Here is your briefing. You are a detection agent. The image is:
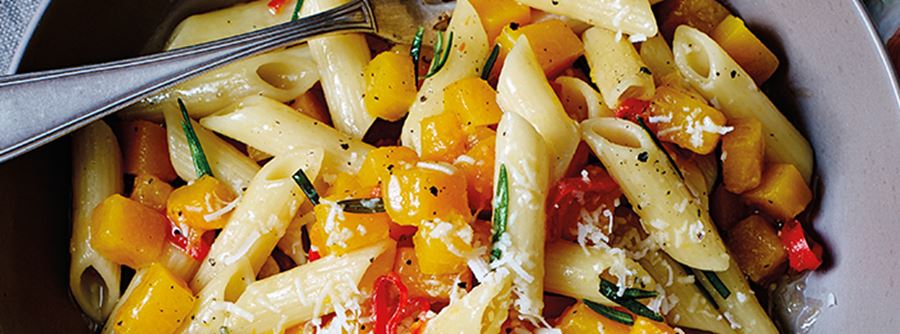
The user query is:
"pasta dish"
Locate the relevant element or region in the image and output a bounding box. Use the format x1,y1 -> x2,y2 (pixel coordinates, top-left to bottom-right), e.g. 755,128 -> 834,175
68,0 -> 823,332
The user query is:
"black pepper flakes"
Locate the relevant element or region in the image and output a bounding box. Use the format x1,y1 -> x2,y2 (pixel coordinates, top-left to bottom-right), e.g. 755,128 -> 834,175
637,151 -> 649,162
340,143 -> 350,150
429,186 -> 439,196
730,70 -> 737,78
639,67 -> 652,75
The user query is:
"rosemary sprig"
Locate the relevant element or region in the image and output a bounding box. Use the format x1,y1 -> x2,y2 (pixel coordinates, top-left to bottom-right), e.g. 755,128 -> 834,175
425,31 -> 454,78
337,197 -> 385,214
583,299 -> 635,326
681,264 -> 719,309
604,279 -> 660,300
490,164 -> 509,261
178,98 -> 213,178
636,116 -> 684,180
599,279 -> 664,322
702,270 -> 731,299
410,26 -> 425,86
481,45 -> 500,81
292,168 -> 320,206
290,0 -> 304,21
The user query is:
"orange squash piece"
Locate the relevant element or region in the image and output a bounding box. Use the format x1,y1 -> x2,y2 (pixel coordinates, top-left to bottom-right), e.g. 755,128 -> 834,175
166,175 -> 237,231
308,196 -> 392,256
657,0 -> 732,40
382,163 -> 471,226
413,215 -> 474,275
646,85 -> 729,155
728,215 -> 788,284
454,132 -> 495,212
711,15 -> 780,85
444,77 -> 503,129
468,0 -> 532,42
742,163 -> 812,221
118,120 -> 177,182
629,317 -> 676,334
92,195 -> 168,268
357,146 -> 420,188
394,246 -> 473,302
496,20 -> 584,78
105,263 -> 195,334
364,51 -> 417,121
131,174 -> 173,212
721,117 -> 765,194
557,302 -> 631,334
420,112 -> 468,163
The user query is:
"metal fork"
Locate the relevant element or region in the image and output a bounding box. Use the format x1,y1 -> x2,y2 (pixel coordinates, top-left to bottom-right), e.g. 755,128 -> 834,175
0,0 -> 453,163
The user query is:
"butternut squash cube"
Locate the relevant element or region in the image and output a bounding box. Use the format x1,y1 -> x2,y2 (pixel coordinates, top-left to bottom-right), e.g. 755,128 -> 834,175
383,163 -> 471,226
454,132 -> 496,212
557,302 -> 631,334
629,317 -> 675,334
106,263 -> 195,334
166,175 -> 237,231
118,120 -> 177,182
742,163 -> 812,221
658,0 -> 732,40
131,174 -> 173,212
646,85 -> 729,154
413,216 -> 474,275
710,184 -> 750,232
326,172 -> 365,199
711,15 -> 780,85
420,112 -> 468,163
444,77 -> 503,129
721,117 -> 765,194
496,20 -> 584,78
357,146 -> 420,188
394,246 -> 473,302
309,197 -> 392,256
92,195 -> 168,268
728,215 -> 787,284
468,0 -> 532,42
364,51 -> 417,121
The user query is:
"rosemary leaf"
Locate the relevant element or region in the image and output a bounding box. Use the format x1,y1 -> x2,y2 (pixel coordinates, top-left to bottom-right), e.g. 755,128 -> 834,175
481,45 -> 500,81
426,31 -> 454,78
583,299 -> 635,326
410,26 -> 425,86
490,164 -> 509,261
290,0 -> 304,21
337,197 -> 385,214
292,168 -> 320,206
702,270 -> 731,299
599,279 -> 664,322
178,98 -> 213,178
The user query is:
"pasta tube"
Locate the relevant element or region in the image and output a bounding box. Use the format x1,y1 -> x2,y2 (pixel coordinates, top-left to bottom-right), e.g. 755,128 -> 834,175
672,25 -> 814,181
692,260 -> 778,334
493,111 -> 550,319
581,118 -> 729,271
554,76 -> 613,119
401,0 -> 490,152
544,241 -> 657,307
70,121 -> 123,322
423,270 -> 513,334
497,36 -> 580,181
191,148 -> 324,291
178,258 -> 257,334
583,27 -> 656,108
165,0 -> 295,50
516,0 -> 658,37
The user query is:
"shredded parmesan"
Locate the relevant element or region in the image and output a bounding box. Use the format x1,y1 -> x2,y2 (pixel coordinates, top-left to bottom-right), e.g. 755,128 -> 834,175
203,193 -> 241,222
416,161 -> 456,175
453,154 -> 476,165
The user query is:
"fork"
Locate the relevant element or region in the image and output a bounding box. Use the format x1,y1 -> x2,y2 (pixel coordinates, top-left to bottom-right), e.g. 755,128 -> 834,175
0,0 -> 453,163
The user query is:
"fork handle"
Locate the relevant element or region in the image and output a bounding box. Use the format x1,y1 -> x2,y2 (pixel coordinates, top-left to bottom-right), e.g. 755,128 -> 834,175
0,0 -> 374,163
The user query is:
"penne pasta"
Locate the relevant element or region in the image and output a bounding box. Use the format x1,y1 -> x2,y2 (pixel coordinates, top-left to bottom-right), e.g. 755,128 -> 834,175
401,0 -> 491,152
640,34 -> 679,83
165,0 -> 294,50
70,121 -> 123,322
544,241 -> 657,307
691,260 -> 778,334
178,258 -> 257,334
191,148 -> 324,291
423,269 -> 513,334
200,95 -> 373,179
583,26 -> 657,108
672,25 -> 814,181
277,210 -> 316,266
517,0 -> 658,37
301,0 -> 375,139
581,117 -> 729,271
224,240 -> 396,333
492,111 -> 550,320
163,107 -> 260,193
554,76 -> 613,119
497,36 -> 580,181
125,46 -> 318,121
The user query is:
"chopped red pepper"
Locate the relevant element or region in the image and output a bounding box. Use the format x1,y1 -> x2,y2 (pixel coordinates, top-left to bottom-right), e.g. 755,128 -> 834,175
372,272 -> 430,334
780,219 -> 822,272
267,0 -> 289,14
166,220 -> 214,261
547,165 -> 621,241
615,98 -> 651,122
307,248 -> 321,262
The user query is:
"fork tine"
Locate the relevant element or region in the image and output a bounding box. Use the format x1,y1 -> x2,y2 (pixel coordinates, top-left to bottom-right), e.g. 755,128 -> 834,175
369,0 -> 456,44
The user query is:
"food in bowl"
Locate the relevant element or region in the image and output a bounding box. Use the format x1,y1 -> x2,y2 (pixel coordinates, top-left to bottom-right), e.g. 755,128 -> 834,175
68,0 -> 824,332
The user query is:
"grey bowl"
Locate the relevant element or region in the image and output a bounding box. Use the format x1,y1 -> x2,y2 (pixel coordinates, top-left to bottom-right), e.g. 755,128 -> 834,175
1,0 -> 898,333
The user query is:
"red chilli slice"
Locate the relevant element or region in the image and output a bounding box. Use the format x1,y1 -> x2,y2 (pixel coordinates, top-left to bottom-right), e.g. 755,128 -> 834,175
780,219 -> 822,272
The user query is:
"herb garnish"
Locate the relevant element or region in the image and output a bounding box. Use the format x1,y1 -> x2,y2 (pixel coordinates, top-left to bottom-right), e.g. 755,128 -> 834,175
481,45 -> 500,80
599,279 -> 664,322
290,0 -> 304,21
636,116 -> 684,180
490,164 -> 509,261
425,31 -> 454,78
292,168 -> 320,205
583,299 -> 635,326
599,279 -> 659,300
178,98 -> 213,178
410,26 -> 425,86
702,270 -> 731,299
337,197 -> 385,214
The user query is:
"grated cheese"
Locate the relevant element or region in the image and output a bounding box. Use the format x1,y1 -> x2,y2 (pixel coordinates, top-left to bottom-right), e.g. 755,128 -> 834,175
416,161 -> 456,175
454,154 -> 476,165
203,193 -> 241,222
